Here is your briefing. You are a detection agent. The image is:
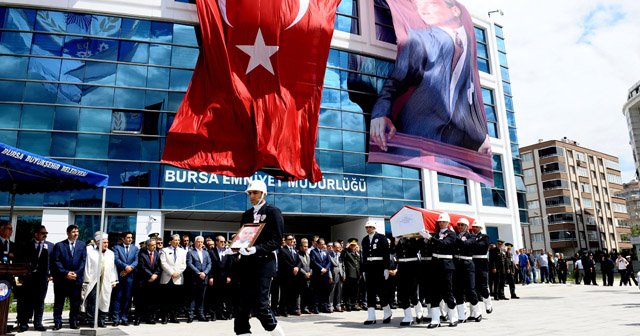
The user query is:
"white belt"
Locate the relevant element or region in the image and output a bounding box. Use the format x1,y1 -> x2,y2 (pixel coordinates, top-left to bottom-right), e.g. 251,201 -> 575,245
398,257 -> 419,262
472,255 -> 488,259
432,253 -> 453,259
455,255 -> 473,261
367,257 -> 383,261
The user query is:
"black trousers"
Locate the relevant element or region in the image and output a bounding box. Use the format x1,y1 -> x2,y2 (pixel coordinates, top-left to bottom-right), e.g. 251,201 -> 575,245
161,281 -> 183,319
343,277 -> 359,309
473,260 -> 489,300
558,270 -> 567,284
454,259 -> 478,305
137,283 -> 159,321
234,258 -> 277,335
53,279 -> 82,325
16,275 -> 48,326
505,272 -> 516,296
490,270 -> 504,298
397,262 -> 419,309
270,276 -> 280,313
364,265 -> 388,308
419,260 -> 435,305
311,275 -> 331,311
430,259 -> 455,309
278,274 -> 298,313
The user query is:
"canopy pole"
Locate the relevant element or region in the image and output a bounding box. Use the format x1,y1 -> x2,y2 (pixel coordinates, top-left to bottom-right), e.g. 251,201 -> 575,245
93,187 -> 107,330
8,192 -> 15,224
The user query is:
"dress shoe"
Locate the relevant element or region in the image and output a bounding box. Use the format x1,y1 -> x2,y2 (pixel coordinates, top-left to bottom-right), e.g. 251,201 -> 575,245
53,323 -> 62,331
197,316 -> 208,322
301,309 -> 311,314
161,317 -> 168,325
70,322 -> 80,329
170,318 -> 180,324
18,324 -> 28,332
382,316 -> 391,324
134,320 -> 141,326
292,310 -> 301,316
363,320 -> 376,325
511,295 -> 520,299
98,321 -> 106,328
113,321 -> 120,327
311,309 -> 319,314
35,325 -> 47,332
121,320 -> 130,326
187,318 -> 193,323
448,321 -> 458,327
427,323 -> 440,329
467,315 -> 482,322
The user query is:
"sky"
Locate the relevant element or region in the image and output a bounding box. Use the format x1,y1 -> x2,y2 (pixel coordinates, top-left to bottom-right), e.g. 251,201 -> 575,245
462,0 -> 640,182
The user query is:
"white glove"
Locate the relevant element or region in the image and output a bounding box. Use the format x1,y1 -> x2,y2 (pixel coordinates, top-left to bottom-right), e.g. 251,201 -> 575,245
239,246 -> 256,256
419,230 -> 431,240
383,269 -> 389,280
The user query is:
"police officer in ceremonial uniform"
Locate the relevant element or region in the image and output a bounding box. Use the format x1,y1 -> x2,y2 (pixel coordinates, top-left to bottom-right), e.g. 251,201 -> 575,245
362,221 -> 392,325
421,213 -> 458,328
453,218 -> 479,324
234,180 -> 285,336
395,236 -> 421,326
489,240 -> 506,300
470,221 -> 492,315
504,243 -> 520,299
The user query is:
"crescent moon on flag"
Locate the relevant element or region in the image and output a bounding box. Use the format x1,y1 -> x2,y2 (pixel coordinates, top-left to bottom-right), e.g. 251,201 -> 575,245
217,0 -> 310,29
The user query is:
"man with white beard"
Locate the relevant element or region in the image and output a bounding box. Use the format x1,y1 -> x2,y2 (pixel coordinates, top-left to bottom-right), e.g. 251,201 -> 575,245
82,232 -> 118,328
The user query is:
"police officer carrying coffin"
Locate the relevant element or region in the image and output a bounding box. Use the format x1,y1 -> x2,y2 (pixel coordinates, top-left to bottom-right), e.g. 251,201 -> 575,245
470,221 -> 492,315
453,218 -> 479,324
395,236 -> 421,326
234,180 -> 285,336
420,213 -> 457,328
362,221 -> 392,325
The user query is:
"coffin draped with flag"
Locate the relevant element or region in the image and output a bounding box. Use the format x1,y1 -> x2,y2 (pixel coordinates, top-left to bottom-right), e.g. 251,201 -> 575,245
390,205 -> 475,237
162,0 -> 341,182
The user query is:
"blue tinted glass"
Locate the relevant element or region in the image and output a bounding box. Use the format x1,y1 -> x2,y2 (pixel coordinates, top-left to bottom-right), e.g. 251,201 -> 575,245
114,88 -> 146,109
498,52 -> 508,67
118,41 -> 149,63
321,88 -> 340,108
321,196 -> 345,214
0,7 -> 5,28
224,192 -> 246,211
32,33 -> 64,56
120,19 -> 151,40
301,196 -> 321,213
342,131 -> 365,152
43,191 -> 70,207
345,197 -> 367,215
493,172 -> 504,189
492,154 -> 503,171
504,95 -> 513,111
163,190 -> 194,209
146,90 -> 169,108
340,90 -> 363,112
382,178 -> 403,198
192,191 -> 223,210
366,177 -> 382,198
173,24 -> 198,46
89,38 -> 118,60
383,200 -> 404,216
0,80 -> 24,101
481,88 -> 493,104
474,27 -> 486,41
81,86 -> 114,107
324,68 -> 340,89
35,10 -> 67,33
65,13 -> 92,34
382,164 -> 402,177
367,198 -> 384,215
477,59 -> 490,74
341,112 -> 365,131
76,134 -> 108,158
402,167 -> 420,179
5,8 -> 36,31
0,32 -> 33,54
150,21 -> 172,43
18,131 -> 51,156
0,130 -> 18,146
171,46 -> 198,68
140,138 -> 160,161
21,105 -> 54,129
109,135 -> 141,160
343,152 -> 366,174
316,150 -> 343,173
57,84 -> 82,105
54,107 -> 79,131
506,112 -> 516,128
319,108 -> 341,128
27,57 -> 61,81
167,92 -> 185,111
509,127 -> 518,143
24,82 -> 59,103
78,108 -> 111,132
503,82 -> 511,95
494,25 -> 504,38
116,64 -> 147,87
275,194 -> 301,213
318,128 -> 343,150
337,0 -> 355,14
84,61 -> 116,85
335,16 -> 358,35
91,15 -> 121,37
375,25 -> 395,44
476,43 -> 488,58
15,193 -> 44,207
169,69 -> 193,91
487,122 -> 498,139
500,66 -> 510,82
51,132 -> 77,157
484,105 -> 496,122
149,44 -> 171,65
0,104 -> 20,128
0,55 -> 28,78
496,37 -> 506,52
60,59 -> 85,83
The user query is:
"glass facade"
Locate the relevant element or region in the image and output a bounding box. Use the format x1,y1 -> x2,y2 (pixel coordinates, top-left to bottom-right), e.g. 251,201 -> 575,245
0,7 -> 422,225
437,173 -> 468,204
481,154 -> 507,208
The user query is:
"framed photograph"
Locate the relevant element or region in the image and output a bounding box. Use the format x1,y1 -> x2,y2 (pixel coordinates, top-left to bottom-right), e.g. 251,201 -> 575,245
230,223 -> 265,249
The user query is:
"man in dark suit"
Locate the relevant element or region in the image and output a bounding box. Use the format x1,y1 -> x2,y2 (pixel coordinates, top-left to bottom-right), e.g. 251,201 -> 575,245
207,235 -> 232,321
112,231 -> 139,326
341,239 -> 361,312
310,238 -> 332,314
234,180 -> 285,336
370,0 -> 489,155
15,225 -> 53,332
51,224 -> 87,330
277,234 -> 301,316
186,236 -> 212,322
0,220 -> 15,262
297,238 -> 313,314
135,238 -> 161,325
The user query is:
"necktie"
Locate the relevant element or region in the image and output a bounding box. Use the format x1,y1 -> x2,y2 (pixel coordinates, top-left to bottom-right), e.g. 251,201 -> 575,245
70,242 -> 75,257
2,240 -> 7,253
291,247 -> 295,257
37,241 -> 42,258
150,252 -> 154,267
452,31 -> 463,74
125,245 -> 129,256
173,247 -> 177,262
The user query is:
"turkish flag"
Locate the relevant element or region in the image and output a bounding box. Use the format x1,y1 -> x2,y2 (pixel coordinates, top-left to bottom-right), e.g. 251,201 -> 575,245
161,0 -> 340,182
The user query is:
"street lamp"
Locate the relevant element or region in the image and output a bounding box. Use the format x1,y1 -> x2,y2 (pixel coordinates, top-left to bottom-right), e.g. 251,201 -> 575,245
488,9 -> 504,17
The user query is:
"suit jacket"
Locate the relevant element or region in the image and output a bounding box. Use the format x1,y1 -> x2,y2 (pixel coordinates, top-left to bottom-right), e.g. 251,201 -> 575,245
329,250 -> 344,280
371,26 -> 487,150
298,251 -> 312,280
0,237 -> 15,258
17,239 -> 54,278
159,246 -> 187,285
278,246 -> 301,279
209,248 -> 232,282
52,240 -> 87,284
310,248 -> 332,281
341,249 -> 360,280
137,248 -> 161,286
186,248 -> 212,285
113,244 -> 139,277
239,202 -> 284,278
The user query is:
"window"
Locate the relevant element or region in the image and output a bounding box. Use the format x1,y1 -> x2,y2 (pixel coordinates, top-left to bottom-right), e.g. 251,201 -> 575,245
575,152 -> 586,162
547,213 -> 574,224
475,26 -> 490,73
538,146 -> 564,158
583,198 -> 593,208
374,0 -> 394,43
613,203 -> 627,213
540,162 -> 565,174
604,159 -> 620,170
587,231 -> 598,241
335,0 -> 360,34
607,173 -> 622,184
526,184 -> 537,194
545,196 -> 571,207
532,233 -> 544,242
482,88 -> 498,138
580,183 -> 591,193
481,155 -> 507,207
549,231 -> 574,241
576,167 -> 588,177
527,200 -> 539,209
438,173 -> 469,204
524,168 -> 535,178
542,179 -> 568,190
522,152 -> 533,162
530,217 -> 542,225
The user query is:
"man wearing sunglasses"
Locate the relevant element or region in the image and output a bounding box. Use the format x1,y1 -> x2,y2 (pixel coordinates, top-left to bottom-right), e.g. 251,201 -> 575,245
16,225 -> 53,332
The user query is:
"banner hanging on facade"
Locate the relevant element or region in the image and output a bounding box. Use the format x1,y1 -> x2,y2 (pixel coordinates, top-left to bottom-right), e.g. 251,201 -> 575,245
162,0 -> 341,183
355,0 -> 493,185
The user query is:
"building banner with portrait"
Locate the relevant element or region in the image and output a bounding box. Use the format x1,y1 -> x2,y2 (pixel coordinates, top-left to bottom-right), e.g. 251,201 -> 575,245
350,0 -> 493,185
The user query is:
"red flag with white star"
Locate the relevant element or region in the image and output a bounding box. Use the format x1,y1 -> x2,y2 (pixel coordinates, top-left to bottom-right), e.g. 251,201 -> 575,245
162,0 -> 340,182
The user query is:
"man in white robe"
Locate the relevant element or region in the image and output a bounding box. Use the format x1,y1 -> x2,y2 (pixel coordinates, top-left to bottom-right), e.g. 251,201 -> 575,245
81,232 -> 118,327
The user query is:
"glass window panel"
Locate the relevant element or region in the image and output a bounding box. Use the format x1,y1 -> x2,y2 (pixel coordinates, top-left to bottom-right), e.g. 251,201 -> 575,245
476,43 -> 488,58
275,194 -> 301,213
487,122 -> 498,138
318,128 -> 343,150
53,106 -> 79,131
482,88 -> 494,104
173,24 -> 198,46
316,150 -> 343,173
342,130 -> 365,152
4,8 -> 36,31
18,131 -> 51,155
341,112 -> 365,131
57,84 -> 82,105
60,59 -> 85,83
50,132 -> 77,157
21,105 -> 54,130
382,178 -> 403,199
0,130 -> 18,146
0,7 -> 4,29
496,37 -> 506,52
116,64 -> 147,87
0,80 -> 24,101
84,61 -> 116,85
321,196 -> 345,214
335,16 -> 357,34
145,90 -> 168,108
35,10 -> 67,33
301,196 -> 321,213
498,51 -> 508,67
323,67 -> 340,89
504,95 -> 513,111
474,27 -> 486,41
507,111 -> 516,127
120,19 -> 151,41
14,193 -> 44,207
367,198 -> 384,215
167,92 -> 185,111
484,105 -> 496,122
345,197 -> 367,215
78,108 -> 111,132
169,69 -> 193,91
509,127 -> 518,143
477,59 -> 489,74
109,135 -> 141,160
192,191 -> 223,210
90,15 -> 121,37
140,138 -> 160,161
321,88 -> 340,109
343,152 -> 366,174
495,25 -> 504,38
319,108 -> 341,128
402,167 -> 419,179
31,33 -> 64,56
114,88 -> 146,109
501,66 -> 510,82
150,21 -> 173,43
366,177 -> 382,198
382,164 -> 402,177
65,13 -> 92,34
171,46 -> 198,68
149,44 -> 171,65
27,57 -> 61,81
403,179 -> 421,200
88,38 -> 118,61
0,55 -> 28,78
24,82 -> 59,103
80,86 -> 114,107
340,90 -> 363,112
76,134 -> 109,158
118,41 -> 149,63
43,191 -> 70,207
503,82 -> 512,95
0,104 -> 21,128
0,32 -> 33,54
223,192 -> 246,211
